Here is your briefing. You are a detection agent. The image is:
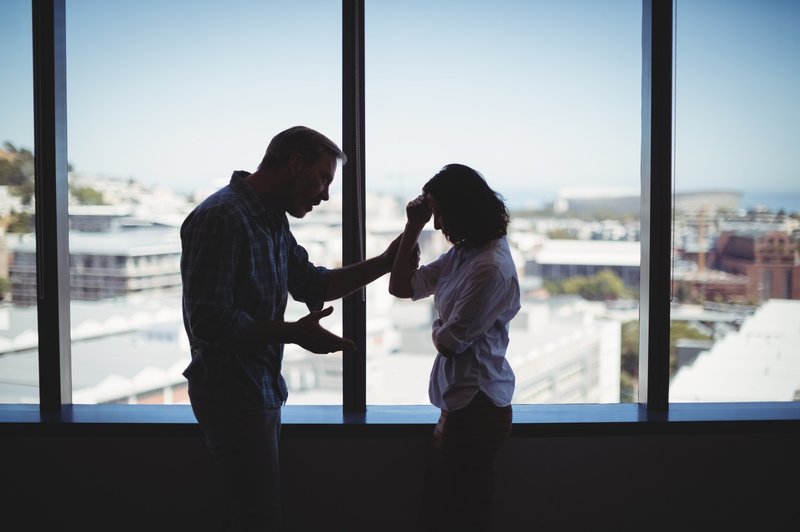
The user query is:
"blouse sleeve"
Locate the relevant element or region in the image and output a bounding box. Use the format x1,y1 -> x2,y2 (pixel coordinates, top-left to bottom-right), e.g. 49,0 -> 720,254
410,252 -> 448,301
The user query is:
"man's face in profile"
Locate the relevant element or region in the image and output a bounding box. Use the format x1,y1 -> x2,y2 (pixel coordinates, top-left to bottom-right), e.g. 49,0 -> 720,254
287,152 -> 336,218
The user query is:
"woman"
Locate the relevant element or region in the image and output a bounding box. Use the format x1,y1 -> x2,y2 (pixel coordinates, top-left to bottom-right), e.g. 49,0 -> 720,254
389,164 -> 520,532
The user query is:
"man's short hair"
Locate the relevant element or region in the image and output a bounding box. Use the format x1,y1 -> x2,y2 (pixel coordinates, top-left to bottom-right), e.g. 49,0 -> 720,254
259,126 -> 346,170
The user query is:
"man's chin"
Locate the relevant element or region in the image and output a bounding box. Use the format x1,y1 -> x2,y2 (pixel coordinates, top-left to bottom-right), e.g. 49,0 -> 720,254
288,207 -> 311,219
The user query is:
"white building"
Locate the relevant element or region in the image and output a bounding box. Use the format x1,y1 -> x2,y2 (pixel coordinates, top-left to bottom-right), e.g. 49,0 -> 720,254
9,227 -> 182,305
527,239 -> 641,289
670,299 -> 800,402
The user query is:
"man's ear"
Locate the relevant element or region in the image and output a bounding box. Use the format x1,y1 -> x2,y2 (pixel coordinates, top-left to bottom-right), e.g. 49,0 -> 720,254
288,152 -> 303,177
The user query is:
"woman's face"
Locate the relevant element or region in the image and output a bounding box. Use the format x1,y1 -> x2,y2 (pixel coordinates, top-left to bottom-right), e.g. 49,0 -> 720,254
427,194 -> 462,243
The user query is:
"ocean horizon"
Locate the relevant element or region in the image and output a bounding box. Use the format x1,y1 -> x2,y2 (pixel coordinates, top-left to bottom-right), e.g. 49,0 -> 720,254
500,187 -> 800,214
740,191 -> 800,214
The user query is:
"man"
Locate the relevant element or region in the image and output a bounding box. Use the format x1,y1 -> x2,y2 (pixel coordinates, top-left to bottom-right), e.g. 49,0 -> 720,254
180,126 -> 400,531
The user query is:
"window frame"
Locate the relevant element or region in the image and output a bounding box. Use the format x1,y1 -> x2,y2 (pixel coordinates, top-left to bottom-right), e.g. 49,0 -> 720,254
6,0 -> 797,427
32,0 -> 71,411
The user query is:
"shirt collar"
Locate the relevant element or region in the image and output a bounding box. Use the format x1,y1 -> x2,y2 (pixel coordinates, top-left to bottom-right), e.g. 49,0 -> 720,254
454,237 -> 499,263
230,170 -> 284,223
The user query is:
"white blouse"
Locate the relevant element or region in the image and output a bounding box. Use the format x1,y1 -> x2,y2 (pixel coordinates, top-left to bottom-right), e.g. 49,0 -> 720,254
411,237 -> 520,411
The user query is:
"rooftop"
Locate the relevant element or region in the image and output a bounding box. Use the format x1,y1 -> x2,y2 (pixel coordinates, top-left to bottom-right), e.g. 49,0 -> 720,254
9,226 -> 181,256
534,239 -> 640,267
670,299 -> 800,402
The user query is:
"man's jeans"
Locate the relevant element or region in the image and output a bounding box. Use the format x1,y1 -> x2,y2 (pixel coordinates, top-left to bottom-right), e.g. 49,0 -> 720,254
190,383 -> 282,532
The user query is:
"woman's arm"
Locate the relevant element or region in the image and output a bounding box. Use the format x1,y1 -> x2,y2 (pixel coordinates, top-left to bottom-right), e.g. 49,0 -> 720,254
389,195 -> 431,298
431,263 -> 517,357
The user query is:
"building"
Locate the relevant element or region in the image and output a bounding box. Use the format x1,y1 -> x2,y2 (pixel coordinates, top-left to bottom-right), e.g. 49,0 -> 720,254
715,230 -> 800,301
8,226 -> 182,305
552,187 -> 741,217
67,205 -> 135,232
671,267 -> 749,303
670,299 -> 800,401
0,295 -> 189,404
674,189 -> 742,214
526,239 -> 641,290
507,296 -> 621,403
553,186 -> 640,215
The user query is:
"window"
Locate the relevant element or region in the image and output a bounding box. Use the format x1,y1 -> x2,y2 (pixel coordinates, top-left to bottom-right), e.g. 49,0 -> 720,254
64,0 -> 342,405
669,0 -> 800,403
0,0 -> 38,404
364,0 -> 642,405
5,0 -> 797,420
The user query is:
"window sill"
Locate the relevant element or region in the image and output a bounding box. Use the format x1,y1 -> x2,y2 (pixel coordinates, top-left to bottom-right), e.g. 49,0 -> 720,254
1,402 -> 798,437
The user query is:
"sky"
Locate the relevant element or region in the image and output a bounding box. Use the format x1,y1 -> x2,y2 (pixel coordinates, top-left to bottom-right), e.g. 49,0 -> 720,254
1,0 -> 799,207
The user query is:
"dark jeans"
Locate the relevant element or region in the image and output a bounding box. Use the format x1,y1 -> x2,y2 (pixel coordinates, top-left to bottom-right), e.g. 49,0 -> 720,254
189,383 -> 282,532
418,393 -> 513,532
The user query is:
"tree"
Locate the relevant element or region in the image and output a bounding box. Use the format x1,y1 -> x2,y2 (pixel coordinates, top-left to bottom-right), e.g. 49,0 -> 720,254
620,321 -> 639,378
5,212 -> 33,233
546,228 -> 577,240
0,142 -> 35,201
0,277 -> 9,301
668,321 -> 712,375
555,269 -> 629,301
70,185 -> 106,205
618,320 -> 713,392
0,159 -> 25,186
620,320 -> 640,402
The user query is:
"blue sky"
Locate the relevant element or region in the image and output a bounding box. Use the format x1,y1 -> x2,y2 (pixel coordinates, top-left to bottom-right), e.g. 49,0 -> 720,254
1,0 -> 798,205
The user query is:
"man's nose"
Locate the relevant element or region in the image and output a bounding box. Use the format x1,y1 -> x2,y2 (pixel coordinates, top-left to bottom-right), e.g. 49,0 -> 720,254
321,186 -> 330,202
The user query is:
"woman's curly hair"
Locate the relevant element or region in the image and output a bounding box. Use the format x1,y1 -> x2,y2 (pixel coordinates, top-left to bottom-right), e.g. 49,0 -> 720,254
422,164 -> 509,248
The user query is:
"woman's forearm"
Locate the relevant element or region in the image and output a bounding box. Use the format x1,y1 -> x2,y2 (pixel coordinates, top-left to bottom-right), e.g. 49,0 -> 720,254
389,223 -> 424,298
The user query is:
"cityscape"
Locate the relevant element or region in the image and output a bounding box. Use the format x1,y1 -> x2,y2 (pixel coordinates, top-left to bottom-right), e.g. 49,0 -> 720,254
1,4 -> 798,530
1,143 -> 798,406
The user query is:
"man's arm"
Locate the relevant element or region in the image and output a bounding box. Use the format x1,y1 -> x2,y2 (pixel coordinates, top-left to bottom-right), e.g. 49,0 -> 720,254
324,233 -> 417,301
246,306 -> 356,353
184,211 -> 354,354
325,255 -> 389,301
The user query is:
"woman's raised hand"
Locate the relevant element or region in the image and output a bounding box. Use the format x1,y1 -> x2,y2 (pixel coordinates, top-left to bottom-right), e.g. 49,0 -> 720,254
406,194 -> 432,228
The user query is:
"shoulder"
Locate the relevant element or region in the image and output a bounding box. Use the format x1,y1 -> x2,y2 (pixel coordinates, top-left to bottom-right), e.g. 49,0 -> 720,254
472,238 -> 517,279
422,246 -> 457,271
182,187 -> 243,234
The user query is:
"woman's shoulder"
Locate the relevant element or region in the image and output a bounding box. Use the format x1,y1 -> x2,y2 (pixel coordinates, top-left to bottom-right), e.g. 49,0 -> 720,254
472,238 -> 517,278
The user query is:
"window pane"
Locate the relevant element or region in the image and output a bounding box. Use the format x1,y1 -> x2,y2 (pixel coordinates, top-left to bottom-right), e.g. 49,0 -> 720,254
669,0 -> 800,402
365,1 -> 642,405
0,1 -> 39,404
66,0 -> 341,405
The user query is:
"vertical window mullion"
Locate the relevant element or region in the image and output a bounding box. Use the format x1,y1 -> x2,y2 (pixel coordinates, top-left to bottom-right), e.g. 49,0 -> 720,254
32,0 -> 72,411
639,0 -> 673,412
342,0 -> 366,413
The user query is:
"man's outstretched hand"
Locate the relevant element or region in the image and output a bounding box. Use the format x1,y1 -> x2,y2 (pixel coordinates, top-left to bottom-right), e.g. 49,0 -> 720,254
292,306 -> 356,354
382,233 -> 420,273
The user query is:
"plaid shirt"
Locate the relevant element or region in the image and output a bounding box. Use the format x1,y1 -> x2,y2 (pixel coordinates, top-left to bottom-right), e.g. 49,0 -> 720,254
180,171 -> 329,408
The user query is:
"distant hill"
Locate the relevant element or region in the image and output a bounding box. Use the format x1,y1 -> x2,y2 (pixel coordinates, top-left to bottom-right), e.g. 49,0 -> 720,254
0,142 -> 35,205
